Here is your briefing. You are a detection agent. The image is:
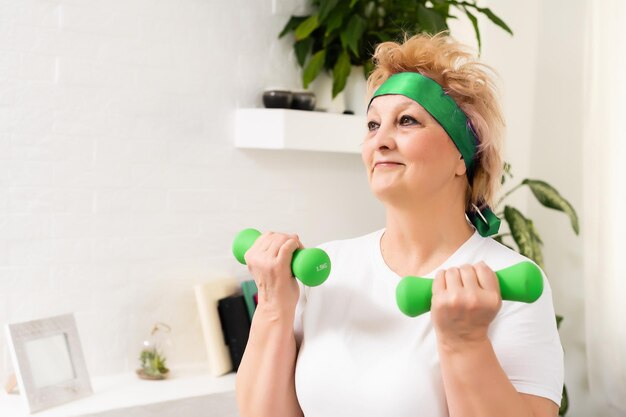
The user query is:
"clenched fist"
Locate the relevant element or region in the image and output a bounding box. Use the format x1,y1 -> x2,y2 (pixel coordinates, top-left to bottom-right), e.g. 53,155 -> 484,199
431,261 -> 502,349
244,231 -> 303,314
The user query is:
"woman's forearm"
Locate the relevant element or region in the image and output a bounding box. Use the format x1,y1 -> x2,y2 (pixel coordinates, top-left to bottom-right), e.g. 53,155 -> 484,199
236,304 -> 303,417
438,339 -> 534,417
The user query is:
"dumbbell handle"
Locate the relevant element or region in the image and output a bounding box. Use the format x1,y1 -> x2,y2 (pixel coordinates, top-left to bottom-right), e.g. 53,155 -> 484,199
396,261 -> 543,317
232,228 -> 331,287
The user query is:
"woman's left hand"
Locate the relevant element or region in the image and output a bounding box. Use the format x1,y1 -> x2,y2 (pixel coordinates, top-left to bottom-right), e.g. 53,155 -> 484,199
431,261 -> 502,350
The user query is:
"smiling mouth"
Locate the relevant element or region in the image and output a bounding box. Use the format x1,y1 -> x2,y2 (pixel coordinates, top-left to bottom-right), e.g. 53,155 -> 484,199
374,162 -> 404,169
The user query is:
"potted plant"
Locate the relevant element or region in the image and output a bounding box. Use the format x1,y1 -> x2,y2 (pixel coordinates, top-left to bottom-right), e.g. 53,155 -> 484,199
136,322 -> 172,380
279,0 -> 513,99
495,162 -> 577,416
494,162 -> 579,267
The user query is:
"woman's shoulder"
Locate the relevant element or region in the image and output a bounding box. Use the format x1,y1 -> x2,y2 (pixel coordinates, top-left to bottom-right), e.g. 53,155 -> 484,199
472,233 -> 539,272
475,234 -> 555,316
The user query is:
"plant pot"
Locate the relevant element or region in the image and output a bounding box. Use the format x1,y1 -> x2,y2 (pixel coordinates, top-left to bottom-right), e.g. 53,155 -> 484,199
291,91 -> 316,111
344,66 -> 368,116
136,368 -> 169,380
309,72 -> 345,113
262,90 -> 293,109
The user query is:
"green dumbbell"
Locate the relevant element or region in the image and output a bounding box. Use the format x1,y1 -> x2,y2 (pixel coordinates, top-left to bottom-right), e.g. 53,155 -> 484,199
232,228 -> 331,287
396,261 -> 544,317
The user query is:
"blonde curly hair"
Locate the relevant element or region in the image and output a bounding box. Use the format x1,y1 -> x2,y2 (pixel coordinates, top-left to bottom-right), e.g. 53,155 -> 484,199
367,32 -> 504,210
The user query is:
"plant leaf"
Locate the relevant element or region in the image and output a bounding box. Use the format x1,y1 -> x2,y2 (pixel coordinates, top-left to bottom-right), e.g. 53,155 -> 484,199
323,32 -> 338,48
417,4 -> 447,34
504,206 -> 536,261
363,60 -> 374,78
318,0 -> 339,23
560,384 -> 569,415
325,8 -> 344,35
526,218 -> 544,268
332,50 -> 351,97
295,14 -> 320,41
556,314 -> 564,329
501,162 -> 513,185
279,15 -> 308,38
371,31 -> 393,43
431,0 -> 453,20
341,14 -> 366,57
303,49 -> 326,88
526,218 -> 544,245
294,38 -> 313,68
349,0 -> 358,8
522,179 -> 579,235
462,6 -> 481,54
477,6 -> 513,35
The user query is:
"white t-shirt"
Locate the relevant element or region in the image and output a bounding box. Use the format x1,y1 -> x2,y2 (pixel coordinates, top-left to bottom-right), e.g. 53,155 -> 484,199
294,228 -> 564,417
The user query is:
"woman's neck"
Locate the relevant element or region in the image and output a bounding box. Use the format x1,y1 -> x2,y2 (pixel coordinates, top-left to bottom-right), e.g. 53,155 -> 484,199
380,196 -> 474,277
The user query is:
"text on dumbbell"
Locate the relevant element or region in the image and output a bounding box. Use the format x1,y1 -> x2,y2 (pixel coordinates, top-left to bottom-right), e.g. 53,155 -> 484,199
316,263 -> 328,272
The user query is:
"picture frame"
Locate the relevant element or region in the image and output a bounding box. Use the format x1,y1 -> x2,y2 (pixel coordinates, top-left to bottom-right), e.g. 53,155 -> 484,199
5,313 -> 93,413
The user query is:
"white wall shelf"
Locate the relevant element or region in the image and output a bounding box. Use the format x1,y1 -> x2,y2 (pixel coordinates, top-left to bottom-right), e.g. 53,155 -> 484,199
0,365 -> 236,417
235,108 -> 366,154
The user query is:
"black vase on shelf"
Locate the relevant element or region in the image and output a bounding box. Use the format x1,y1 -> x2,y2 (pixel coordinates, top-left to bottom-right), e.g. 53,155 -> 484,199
262,90 -> 293,109
291,91 -> 316,111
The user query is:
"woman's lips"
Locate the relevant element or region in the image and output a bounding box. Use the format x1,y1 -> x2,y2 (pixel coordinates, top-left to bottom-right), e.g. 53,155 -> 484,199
374,162 -> 404,169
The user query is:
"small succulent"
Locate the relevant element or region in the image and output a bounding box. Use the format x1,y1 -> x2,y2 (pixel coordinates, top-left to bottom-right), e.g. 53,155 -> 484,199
139,348 -> 169,378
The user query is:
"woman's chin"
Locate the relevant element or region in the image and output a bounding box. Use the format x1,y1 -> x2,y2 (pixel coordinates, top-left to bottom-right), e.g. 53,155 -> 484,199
371,184 -> 405,202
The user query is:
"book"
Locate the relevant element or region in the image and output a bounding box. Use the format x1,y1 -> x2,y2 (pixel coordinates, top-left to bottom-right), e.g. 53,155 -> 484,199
217,295 -> 251,371
241,280 -> 258,320
193,278 -> 240,376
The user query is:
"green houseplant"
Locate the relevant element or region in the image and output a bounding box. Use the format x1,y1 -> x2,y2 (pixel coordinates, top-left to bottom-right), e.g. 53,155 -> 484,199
495,163 -> 577,416
494,162 -> 579,269
279,0 -> 513,98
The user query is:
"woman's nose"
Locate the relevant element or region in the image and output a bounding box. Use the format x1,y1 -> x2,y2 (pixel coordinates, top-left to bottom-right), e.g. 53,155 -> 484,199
373,123 -> 397,150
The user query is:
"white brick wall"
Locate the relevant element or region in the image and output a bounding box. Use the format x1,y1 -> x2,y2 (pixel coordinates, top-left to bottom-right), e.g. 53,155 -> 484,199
1,3 -> 596,416
0,0 -> 383,380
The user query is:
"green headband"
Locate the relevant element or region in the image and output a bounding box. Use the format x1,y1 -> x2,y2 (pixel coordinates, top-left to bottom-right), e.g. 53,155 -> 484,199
369,72 -> 501,237
369,72 -> 477,172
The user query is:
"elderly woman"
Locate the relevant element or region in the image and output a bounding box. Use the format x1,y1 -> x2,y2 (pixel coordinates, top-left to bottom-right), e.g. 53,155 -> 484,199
236,33 -> 563,417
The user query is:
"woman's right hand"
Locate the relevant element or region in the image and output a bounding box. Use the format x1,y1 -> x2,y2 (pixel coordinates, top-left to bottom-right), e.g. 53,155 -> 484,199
244,231 -> 303,314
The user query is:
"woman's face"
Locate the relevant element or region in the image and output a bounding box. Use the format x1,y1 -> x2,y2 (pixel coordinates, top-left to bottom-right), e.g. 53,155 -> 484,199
362,94 -> 467,205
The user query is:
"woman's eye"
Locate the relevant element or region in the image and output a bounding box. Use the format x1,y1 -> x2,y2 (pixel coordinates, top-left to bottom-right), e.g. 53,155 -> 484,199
367,121 -> 379,131
399,115 -> 418,125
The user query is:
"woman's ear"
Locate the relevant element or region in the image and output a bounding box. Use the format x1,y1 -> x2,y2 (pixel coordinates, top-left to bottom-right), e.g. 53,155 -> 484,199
455,155 -> 467,176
